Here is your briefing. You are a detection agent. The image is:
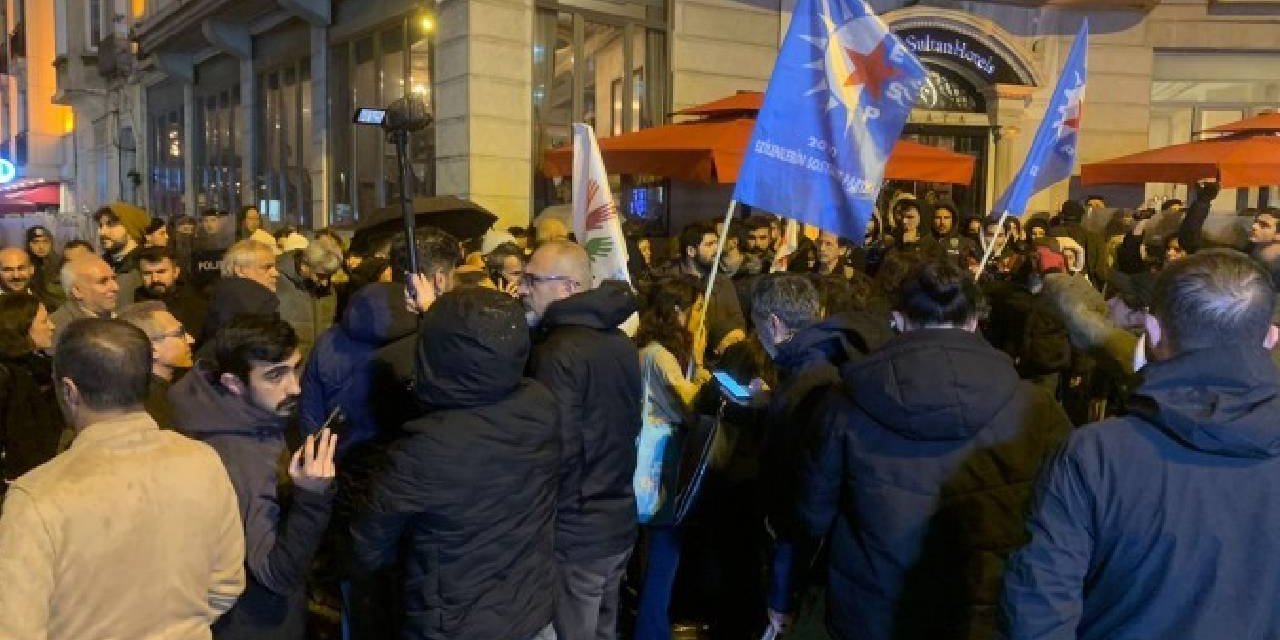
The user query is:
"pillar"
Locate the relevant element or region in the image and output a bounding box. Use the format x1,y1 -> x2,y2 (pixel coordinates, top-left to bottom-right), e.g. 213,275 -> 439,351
310,25 -> 329,228
989,83 -> 1034,214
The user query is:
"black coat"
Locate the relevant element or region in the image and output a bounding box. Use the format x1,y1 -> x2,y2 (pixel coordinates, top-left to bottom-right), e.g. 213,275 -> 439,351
798,329 -> 1070,640
0,353 -> 64,487
170,362 -> 333,640
529,281 -> 642,561
353,289 -> 559,640
201,277 -> 281,345
136,280 -> 210,341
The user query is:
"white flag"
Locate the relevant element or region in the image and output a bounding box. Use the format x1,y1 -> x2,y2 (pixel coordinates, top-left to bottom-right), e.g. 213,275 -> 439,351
572,124 -> 631,288
770,218 -> 800,273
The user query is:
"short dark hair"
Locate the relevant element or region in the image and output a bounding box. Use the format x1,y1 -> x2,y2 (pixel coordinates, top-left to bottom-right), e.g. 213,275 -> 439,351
751,273 -> 820,330
93,207 -> 119,226
144,218 -> 167,236
679,222 -> 716,255
874,250 -> 926,300
136,246 -> 175,266
896,259 -> 981,327
742,215 -> 773,233
210,314 -> 299,384
1086,194 -> 1106,203
1161,199 -> 1184,211
53,318 -> 152,410
811,272 -> 872,316
62,239 -> 94,253
1151,249 -> 1275,352
892,198 -> 920,218
391,226 -> 461,278
200,208 -> 228,219
0,292 -> 41,359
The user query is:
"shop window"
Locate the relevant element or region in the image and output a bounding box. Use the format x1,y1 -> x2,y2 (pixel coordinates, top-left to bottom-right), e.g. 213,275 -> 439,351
148,107 -> 183,218
196,87 -> 241,214
330,15 -> 435,226
256,59 -> 314,227
533,1 -> 668,214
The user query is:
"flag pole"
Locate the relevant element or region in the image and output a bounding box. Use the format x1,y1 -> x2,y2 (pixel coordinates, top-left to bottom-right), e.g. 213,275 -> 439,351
974,212 -> 1010,282
688,198 -> 738,378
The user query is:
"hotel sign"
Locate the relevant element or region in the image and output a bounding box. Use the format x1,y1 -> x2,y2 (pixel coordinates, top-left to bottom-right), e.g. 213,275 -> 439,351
896,28 -> 1023,85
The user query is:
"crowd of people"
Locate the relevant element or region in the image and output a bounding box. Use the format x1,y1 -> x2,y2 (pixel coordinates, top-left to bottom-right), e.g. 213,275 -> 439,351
2,185 -> 1280,640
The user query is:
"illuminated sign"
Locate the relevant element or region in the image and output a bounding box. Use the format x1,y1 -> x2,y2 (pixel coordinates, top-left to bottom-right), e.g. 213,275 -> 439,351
0,159 -> 15,184
896,28 -> 1022,85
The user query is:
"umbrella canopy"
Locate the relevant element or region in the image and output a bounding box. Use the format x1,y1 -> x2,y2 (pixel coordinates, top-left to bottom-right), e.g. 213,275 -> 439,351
0,194 -> 35,213
1081,133 -> 1280,188
541,117 -> 976,185
674,91 -> 764,118
1207,112 -> 1280,134
351,195 -> 498,250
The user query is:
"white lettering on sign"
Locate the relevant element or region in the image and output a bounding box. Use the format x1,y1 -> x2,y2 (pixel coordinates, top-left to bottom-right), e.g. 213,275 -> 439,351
902,33 -> 997,77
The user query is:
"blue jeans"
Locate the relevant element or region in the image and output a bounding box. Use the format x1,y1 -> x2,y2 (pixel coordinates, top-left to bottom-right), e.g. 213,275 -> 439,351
634,527 -> 683,640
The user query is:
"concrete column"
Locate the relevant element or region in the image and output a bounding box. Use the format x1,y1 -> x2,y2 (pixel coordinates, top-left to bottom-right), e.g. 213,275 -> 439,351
310,25 -> 329,228
183,82 -> 197,214
990,83 -> 1034,212
436,0 -> 535,230
240,58 -> 255,211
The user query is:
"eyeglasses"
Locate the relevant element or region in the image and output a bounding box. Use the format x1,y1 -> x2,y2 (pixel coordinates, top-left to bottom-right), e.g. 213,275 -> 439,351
521,272 -> 580,287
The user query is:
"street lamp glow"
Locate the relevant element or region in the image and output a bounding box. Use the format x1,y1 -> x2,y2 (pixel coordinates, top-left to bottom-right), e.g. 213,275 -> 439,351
420,15 -> 435,32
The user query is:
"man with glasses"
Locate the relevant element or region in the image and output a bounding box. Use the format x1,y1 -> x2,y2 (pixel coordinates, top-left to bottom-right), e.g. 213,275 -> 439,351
119,301 -> 196,429
522,240 -> 642,640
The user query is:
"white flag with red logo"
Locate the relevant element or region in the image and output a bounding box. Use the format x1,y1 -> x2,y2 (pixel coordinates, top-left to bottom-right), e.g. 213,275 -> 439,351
770,218 -> 800,273
572,124 -> 631,288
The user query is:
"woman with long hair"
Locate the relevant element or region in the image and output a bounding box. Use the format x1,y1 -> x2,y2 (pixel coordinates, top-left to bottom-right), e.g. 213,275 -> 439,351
237,205 -> 277,249
633,276 -> 710,640
0,293 -> 65,492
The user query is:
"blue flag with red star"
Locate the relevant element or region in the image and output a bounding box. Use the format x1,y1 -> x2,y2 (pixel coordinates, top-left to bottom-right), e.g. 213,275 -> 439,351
992,20 -> 1088,217
734,0 -> 925,243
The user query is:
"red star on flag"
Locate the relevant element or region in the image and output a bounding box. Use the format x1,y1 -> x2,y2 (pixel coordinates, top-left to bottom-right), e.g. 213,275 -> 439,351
843,39 -> 901,98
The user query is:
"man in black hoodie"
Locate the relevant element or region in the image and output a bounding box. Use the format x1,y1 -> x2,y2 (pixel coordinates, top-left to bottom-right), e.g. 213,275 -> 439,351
522,240 -> 641,640
353,287 -> 559,640
169,313 -> 338,640
798,258 -> 1071,640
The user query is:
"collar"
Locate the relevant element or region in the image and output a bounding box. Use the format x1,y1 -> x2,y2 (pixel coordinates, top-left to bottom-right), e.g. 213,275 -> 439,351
69,411 -> 160,450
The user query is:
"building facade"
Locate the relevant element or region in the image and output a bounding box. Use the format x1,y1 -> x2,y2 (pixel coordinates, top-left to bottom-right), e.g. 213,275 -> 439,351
54,0 -> 1279,233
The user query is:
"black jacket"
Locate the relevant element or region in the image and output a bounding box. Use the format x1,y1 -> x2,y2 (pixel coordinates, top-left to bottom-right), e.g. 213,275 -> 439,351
799,329 -> 1070,640
0,353 -> 64,488
136,280 -> 210,342
353,289 -> 559,640
1003,346 -> 1280,640
529,281 -> 642,561
201,277 -> 281,345
170,362 -> 333,640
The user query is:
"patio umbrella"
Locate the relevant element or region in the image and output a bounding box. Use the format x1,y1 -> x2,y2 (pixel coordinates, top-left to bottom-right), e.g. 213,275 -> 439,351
1206,112 -> 1280,134
1081,132 -> 1280,188
351,195 -> 497,250
541,115 -> 976,184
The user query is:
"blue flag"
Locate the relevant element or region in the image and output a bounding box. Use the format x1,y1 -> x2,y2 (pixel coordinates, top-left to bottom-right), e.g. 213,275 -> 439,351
992,20 -> 1088,217
734,0 -> 925,243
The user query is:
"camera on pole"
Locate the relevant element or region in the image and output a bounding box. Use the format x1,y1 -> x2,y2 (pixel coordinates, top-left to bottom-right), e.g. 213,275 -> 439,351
354,96 -> 433,274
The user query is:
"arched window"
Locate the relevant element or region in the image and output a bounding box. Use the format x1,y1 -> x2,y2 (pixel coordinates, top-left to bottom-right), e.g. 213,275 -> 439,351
917,67 -> 985,113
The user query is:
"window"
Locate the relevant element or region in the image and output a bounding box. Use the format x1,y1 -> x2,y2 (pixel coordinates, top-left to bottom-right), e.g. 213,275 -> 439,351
256,59 -> 313,227
88,0 -> 103,50
194,80 -> 240,214
532,1 -> 668,213
330,15 -> 435,225
148,106 -> 184,218
54,0 -> 67,58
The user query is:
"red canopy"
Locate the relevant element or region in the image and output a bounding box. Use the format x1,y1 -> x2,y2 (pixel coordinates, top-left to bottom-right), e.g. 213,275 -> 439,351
1081,133 -> 1280,188
542,98 -> 976,185
1207,112 -> 1280,134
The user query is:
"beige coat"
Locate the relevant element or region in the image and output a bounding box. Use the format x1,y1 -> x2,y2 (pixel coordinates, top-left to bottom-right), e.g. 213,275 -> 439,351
0,412 -> 245,639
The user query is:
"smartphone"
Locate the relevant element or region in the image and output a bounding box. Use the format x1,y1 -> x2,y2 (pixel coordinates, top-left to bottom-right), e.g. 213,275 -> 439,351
353,108 -> 387,125
713,370 -> 752,404
317,406 -> 346,437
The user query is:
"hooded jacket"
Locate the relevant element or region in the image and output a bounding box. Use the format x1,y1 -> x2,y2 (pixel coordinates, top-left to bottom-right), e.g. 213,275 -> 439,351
1003,346 -> 1280,640
201,277 -> 280,346
529,281 -> 642,561
300,282 -> 418,451
169,362 -> 333,640
352,289 -> 559,640
275,250 -> 337,359
799,328 -> 1071,640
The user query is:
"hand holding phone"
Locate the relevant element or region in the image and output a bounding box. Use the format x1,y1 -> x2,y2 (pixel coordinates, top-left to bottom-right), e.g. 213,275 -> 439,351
405,271 -> 438,314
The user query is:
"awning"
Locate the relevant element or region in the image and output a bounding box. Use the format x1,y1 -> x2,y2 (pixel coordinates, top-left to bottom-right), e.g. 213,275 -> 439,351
3,183 -> 61,207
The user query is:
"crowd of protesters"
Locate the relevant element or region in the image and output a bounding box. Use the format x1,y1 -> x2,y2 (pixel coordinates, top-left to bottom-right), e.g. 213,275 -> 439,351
2,186 -> 1280,640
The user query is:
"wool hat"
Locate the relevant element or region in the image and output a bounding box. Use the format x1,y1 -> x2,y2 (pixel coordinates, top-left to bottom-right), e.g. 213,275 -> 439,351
96,204 -> 150,242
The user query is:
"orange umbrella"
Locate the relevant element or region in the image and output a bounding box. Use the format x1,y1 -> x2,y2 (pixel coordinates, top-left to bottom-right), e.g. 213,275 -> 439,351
1081,133 -> 1280,188
674,91 -> 764,118
542,116 -> 976,184
1207,112 -> 1280,134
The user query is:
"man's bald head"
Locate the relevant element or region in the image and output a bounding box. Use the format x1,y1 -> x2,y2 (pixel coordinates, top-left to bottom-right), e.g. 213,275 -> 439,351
0,247 -> 33,293
521,240 -> 593,326
61,255 -> 120,315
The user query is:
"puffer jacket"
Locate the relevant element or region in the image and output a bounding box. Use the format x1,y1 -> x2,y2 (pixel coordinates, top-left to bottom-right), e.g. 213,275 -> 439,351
529,281 -> 642,562
170,362 -> 333,640
352,288 -> 558,640
799,328 -> 1071,640
1003,346 -> 1280,640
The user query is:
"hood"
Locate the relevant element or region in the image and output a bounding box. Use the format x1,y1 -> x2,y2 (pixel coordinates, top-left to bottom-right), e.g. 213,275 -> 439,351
169,360 -> 286,437
843,328 -> 1020,441
1130,346 -> 1280,459
341,282 -> 418,345
414,287 -> 530,410
775,311 -> 892,380
541,280 -> 638,331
